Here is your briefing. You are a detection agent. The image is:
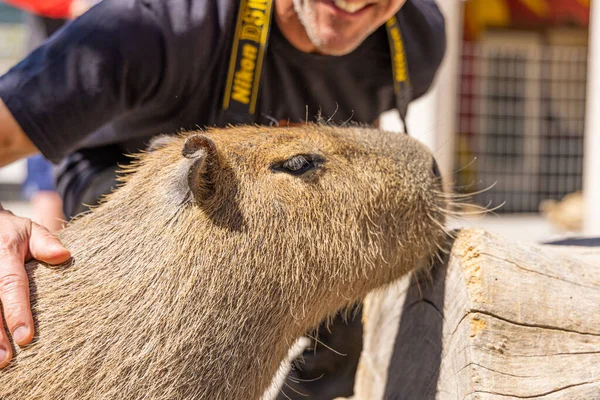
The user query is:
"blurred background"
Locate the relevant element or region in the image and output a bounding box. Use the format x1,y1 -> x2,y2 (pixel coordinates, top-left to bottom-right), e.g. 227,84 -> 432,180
0,2 -> 30,219
383,0 -> 596,244
0,0 -> 597,243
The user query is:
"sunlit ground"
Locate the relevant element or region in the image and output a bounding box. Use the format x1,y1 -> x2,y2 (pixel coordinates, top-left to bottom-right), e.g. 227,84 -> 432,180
448,214 -> 561,245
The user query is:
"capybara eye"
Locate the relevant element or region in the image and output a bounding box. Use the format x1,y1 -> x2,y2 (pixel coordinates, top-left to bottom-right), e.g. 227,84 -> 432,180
283,155 -> 310,173
271,155 -> 316,175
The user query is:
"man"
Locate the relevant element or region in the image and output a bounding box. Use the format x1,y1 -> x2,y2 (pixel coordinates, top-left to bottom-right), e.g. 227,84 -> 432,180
0,0 -> 445,395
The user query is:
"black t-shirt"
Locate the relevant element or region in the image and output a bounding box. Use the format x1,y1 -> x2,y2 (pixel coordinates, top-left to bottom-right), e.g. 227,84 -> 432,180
0,0 -> 446,215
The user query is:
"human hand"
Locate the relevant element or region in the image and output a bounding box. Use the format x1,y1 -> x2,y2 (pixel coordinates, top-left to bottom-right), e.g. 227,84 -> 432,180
0,204 -> 70,368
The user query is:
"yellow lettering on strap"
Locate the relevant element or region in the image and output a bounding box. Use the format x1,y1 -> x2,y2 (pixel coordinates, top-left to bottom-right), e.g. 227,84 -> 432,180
222,0 -> 273,116
385,16 -> 411,133
386,17 -> 409,90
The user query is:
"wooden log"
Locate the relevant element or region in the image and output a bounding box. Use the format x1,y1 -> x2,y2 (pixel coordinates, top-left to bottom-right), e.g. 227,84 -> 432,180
345,228 -> 600,400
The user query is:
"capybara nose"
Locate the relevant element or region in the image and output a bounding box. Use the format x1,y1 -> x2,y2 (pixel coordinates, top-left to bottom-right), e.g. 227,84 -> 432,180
432,158 -> 441,179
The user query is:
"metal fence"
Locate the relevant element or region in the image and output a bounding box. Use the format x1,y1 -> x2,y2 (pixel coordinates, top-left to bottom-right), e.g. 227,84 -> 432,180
455,35 -> 587,213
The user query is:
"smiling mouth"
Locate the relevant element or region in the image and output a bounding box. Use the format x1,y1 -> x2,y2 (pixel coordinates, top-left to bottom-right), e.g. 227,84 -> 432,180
330,0 -> 377,14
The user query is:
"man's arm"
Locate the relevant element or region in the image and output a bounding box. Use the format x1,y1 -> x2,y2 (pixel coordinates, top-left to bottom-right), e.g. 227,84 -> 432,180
1,0 -> 229,162
0,99 -> 38,167
0,0 -> 171,163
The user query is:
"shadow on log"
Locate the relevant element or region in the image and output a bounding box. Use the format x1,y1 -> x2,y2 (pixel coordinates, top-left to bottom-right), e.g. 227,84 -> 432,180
382,245 -> 449,400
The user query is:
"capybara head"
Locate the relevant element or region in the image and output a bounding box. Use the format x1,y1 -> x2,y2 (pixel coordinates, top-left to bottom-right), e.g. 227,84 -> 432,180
2,125 -> 446,400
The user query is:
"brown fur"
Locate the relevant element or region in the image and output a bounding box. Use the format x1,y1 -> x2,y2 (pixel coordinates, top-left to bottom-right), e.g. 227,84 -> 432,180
1,125 -> 446,399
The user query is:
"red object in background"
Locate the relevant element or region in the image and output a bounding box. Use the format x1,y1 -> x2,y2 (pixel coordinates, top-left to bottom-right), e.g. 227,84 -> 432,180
463,0 -> 590,40
547,0 -> 590,26
505,0 -> 589,27
2,0 -> 73,19
505,0 -> 547,25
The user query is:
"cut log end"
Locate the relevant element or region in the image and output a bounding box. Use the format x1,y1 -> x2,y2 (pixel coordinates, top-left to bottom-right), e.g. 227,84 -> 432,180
353,228 -> 600,399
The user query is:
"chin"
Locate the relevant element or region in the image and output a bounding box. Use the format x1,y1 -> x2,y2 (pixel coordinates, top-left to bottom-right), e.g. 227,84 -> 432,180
315,37 -> 364,55
314,29 -> 370,55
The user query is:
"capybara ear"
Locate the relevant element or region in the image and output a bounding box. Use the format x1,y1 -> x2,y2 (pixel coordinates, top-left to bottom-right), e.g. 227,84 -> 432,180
182,134 -> 218,201
147,134 -> 177,151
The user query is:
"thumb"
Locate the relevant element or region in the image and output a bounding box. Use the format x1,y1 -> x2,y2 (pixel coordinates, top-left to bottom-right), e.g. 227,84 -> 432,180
28,223 -> 71,265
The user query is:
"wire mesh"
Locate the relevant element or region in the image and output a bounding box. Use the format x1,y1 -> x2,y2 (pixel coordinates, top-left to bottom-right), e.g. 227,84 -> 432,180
455,37 -> 587,213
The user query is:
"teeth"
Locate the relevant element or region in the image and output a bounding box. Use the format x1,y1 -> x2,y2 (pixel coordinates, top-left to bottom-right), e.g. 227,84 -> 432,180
333,0 -> 372,13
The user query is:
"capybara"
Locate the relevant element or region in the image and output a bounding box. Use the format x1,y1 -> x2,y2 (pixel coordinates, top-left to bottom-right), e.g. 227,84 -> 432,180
0,124 -> 446,400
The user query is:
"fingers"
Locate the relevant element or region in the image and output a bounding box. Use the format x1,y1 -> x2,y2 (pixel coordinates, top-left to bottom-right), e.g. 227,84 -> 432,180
0,252 -> 34,347
0,210 -> 34,351
0,204 -> 15,366
0,206 -> 71,368
0,323 -> 13,369
29,223 -> 71,265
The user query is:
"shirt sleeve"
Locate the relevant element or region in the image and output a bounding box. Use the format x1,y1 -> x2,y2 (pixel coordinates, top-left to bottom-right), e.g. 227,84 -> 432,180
398,0 -> 447,100
0,0 -> 227,163
3,0 -> 73,19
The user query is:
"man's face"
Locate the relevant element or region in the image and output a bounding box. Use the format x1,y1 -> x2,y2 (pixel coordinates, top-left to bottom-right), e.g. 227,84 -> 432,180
290,0 -> 407,55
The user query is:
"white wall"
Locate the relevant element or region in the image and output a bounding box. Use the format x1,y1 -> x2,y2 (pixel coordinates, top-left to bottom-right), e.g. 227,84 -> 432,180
584,1 -> 600,235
